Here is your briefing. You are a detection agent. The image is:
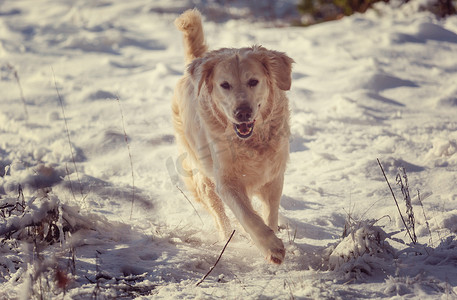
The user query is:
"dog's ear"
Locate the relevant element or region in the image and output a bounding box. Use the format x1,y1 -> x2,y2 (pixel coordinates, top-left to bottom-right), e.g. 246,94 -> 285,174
187,57 -> 217,96
268,50 -> 294,91
254,47 -> 294,91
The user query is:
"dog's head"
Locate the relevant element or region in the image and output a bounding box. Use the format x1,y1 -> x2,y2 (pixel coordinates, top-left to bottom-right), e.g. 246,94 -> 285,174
188,46 -> 293,139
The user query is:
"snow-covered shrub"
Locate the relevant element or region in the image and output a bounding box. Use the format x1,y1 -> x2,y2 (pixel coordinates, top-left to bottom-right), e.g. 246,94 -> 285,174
296,0 -> 457,25
297,0 -> 388,25
324,219 -> 395,280
0,187 -> 97,298
0,188 -> 93,246
417,0 -> 457,17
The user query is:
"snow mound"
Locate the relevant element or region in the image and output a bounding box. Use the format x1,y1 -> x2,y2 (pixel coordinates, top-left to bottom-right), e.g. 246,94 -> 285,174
429,138 -> 457,158
384,274 -> 450,296
425,236 -> 457,266
416,22 -> 457,42
354,72 -> 418,93
325,219 -> 395,280
435,210 -> 457,233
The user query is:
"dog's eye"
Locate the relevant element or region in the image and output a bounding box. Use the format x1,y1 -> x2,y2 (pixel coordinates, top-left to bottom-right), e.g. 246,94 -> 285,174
220,82 -> 231,90
248,79 -> 259,87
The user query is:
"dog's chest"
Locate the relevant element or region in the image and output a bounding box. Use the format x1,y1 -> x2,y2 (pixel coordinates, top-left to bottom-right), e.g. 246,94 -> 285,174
227,138 -> 288,185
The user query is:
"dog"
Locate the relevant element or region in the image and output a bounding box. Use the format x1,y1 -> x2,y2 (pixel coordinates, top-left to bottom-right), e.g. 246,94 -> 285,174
172,9 -> 293,264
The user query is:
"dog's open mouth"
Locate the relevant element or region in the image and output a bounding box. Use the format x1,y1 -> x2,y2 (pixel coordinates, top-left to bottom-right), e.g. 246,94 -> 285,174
234,120 -> 255,139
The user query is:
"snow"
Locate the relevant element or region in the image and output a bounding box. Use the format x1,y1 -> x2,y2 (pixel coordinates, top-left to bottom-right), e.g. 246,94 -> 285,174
1,0 -> 457,298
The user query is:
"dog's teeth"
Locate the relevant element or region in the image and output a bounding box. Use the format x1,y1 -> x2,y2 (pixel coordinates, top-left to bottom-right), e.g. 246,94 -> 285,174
234,122 -> 254,138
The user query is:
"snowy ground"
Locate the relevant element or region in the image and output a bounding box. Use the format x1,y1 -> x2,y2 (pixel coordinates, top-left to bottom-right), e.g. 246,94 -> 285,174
1,0 -> 457,299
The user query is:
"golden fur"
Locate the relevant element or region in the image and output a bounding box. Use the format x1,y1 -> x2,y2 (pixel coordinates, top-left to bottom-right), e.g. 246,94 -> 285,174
172,9 -> 294,264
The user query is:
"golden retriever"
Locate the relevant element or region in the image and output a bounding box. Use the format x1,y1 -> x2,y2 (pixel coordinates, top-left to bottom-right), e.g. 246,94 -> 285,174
172,9 -> 293,264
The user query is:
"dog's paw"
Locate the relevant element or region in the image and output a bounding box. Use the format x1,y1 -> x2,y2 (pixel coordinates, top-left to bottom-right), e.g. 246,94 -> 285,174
267,246 -> 286,264
258,232 -> 285,264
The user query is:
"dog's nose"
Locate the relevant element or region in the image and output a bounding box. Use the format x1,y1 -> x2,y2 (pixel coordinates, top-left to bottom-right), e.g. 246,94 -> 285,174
234,106 -> 252,123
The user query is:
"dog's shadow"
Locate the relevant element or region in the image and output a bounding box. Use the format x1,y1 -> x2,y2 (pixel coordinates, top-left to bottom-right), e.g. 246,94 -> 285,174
279,195 -> 344,241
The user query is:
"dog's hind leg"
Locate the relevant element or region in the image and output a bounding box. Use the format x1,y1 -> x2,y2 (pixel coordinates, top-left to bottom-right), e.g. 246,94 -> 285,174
190,173 -> 232,240
258,175 -> 284,233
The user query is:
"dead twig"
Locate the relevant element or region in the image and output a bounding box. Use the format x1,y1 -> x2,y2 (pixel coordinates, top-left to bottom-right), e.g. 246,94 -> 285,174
417,189 -> 433,247
176,185 -> 204,226
52,68 -> 84,204
6,63 -> 28,120
115,95 -> 135,220
0,185 -> 26,219
196,230 -> 235,287
396,167 -> 417,244
377,158 -> 415,244
92,250 -> 102,299
65,163 -> 77,203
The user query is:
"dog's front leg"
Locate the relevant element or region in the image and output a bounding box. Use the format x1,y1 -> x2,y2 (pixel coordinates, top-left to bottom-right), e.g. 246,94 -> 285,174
216,177 -> 285,264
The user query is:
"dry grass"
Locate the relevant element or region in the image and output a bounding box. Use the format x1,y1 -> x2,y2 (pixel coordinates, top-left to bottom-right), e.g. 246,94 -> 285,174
115,95 -> 136,220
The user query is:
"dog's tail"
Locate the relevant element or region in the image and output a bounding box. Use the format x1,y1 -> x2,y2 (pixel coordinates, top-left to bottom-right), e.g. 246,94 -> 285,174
175,9 -> 208,64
